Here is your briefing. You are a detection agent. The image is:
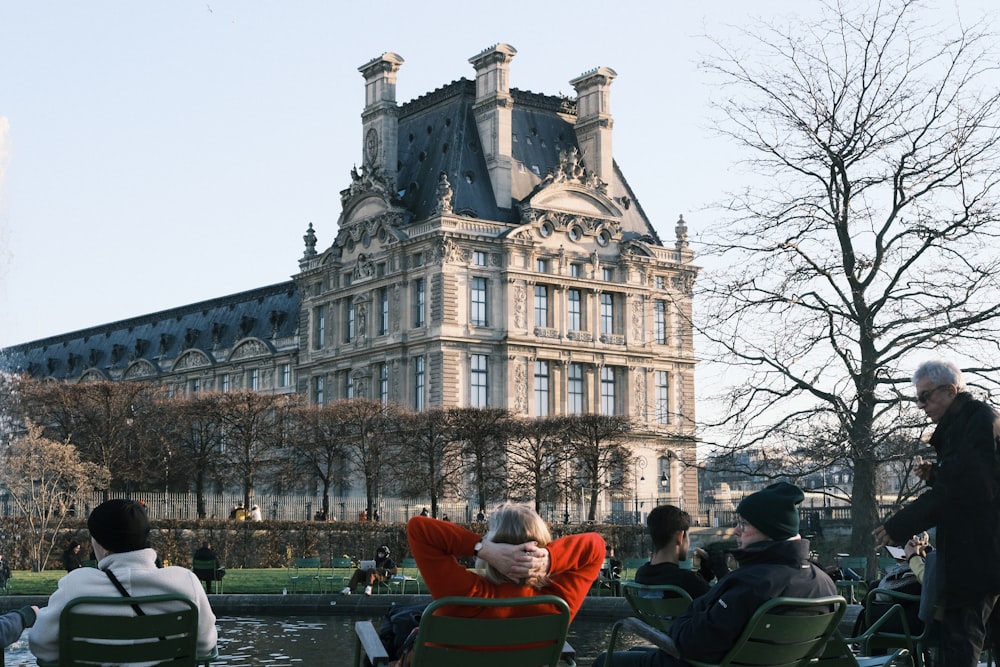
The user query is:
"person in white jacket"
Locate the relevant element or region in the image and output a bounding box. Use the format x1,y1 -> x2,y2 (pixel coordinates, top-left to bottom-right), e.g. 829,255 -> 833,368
30,499 -> 218,664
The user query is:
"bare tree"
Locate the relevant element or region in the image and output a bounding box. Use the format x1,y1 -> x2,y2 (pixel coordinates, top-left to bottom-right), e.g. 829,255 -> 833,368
562,414 -> 633,521
388,408 -> 463,518
333,398 -> 401,521
16,378 -> 161,496
0,422 -> 109,570
507,416 -> 569,513
451,407 -> 514,516
158,393 -> 229,518
215,391 -> 290,510
284,402 -> 349,520
697,0 -> 1000,554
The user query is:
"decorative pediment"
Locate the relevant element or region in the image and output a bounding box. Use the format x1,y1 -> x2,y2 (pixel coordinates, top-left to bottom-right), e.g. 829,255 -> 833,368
172,349 -> 213,372
79,369 -> 109,383
123,359 -> 159,380
229,338 -> 272,361
520,147 -> 622,218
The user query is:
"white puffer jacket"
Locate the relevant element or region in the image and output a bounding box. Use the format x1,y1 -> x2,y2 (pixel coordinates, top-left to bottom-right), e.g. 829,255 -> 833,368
30,548 -> 218,664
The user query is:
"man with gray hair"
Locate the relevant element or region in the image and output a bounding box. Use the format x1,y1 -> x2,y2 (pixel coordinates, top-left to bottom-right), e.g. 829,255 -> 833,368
874,360 -> 1000,667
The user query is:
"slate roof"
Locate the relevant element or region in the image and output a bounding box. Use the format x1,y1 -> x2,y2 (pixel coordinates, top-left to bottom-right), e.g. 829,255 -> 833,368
1,282 -> 299,379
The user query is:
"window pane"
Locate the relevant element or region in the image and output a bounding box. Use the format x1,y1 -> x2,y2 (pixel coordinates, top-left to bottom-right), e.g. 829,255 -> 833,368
534,360 -> 550,417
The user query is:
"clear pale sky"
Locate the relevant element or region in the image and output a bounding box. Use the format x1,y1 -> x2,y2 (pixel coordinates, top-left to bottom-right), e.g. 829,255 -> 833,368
1,1 -> 993,351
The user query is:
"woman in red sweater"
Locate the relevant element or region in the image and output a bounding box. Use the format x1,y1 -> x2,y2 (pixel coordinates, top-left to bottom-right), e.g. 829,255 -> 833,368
407,502 -> 605,620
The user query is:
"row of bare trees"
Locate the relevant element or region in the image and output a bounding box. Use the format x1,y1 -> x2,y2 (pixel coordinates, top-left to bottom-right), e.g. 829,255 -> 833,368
0,375 -> 636,527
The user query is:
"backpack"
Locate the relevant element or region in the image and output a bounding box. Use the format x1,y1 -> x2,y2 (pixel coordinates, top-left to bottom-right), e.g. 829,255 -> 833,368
377,602 -> 428,661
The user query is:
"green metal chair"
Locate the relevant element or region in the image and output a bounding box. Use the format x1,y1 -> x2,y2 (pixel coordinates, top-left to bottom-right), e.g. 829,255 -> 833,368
846,587 -> 930,667
35,593 -> 217,666
286,556 -> 321,593
326,555 -> 355,593
604,595 -> 846,667
353,595 -> 577,666
388,557 -> 421,594
605,583 -> 694,666
191,558 -> 223,594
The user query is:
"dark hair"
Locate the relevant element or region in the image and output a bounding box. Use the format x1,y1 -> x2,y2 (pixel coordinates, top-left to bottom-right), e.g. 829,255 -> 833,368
646,505 -> 691,552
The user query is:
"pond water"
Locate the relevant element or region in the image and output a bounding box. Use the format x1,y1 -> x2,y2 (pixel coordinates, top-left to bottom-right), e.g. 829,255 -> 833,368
4,614 -> 621,665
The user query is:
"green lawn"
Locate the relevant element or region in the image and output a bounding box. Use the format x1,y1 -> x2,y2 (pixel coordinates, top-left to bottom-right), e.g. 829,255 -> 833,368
2,567 -> 420,596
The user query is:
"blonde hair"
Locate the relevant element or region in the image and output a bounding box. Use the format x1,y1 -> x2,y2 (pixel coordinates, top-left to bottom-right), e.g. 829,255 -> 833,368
478,502 -> 552,588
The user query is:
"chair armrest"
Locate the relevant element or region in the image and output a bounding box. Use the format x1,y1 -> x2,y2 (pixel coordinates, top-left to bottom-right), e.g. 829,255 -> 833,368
354,620 -> 390,667
620,617 -> 681,658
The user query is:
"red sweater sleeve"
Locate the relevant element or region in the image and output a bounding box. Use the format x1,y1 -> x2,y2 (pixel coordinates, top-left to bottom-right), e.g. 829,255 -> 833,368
406,515 -> 605,619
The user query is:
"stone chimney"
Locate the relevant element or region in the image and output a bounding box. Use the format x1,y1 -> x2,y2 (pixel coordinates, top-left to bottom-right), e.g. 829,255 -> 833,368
358,52 -> 404,185
469,43 -> 517,209
569,66 -> 617,183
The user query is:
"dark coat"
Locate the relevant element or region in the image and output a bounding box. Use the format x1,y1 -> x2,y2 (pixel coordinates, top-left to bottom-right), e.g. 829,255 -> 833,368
635,561 -> 712,599
883,393 -> 1000,606
669,538 -> 836,663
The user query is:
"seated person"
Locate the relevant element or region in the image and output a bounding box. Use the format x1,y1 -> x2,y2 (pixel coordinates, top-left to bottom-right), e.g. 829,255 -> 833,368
192,541 -> 225,593
852,534 -> 929,637
0,554 -> 11,589
29,499 -> 218,664
341,545 -> 397,596
407,501 -> 604,620
634,505 -> 717,599
595,482 -> 836,667
61,541 -> 83,572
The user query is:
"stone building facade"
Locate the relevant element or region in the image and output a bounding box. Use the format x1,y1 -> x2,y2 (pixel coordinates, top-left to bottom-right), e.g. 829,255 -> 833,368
3,44 -> 699,513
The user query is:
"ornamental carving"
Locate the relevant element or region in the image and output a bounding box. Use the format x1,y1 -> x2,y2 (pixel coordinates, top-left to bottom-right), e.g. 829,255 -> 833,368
567,331 -> 592,343
513,284 -> 526,329
672,272 -> 695,296
174,350 -> 211,371
533,327 -> 560,339
634,368 -> 646,419
514,361 -> 527,414
542,147 -> 608,195
600,334 -> 626,346
342,163 -> 393,204
631,297 -> 644,342
123,360 -> 158,380
231,339 -> 269,360
354,253 -> 375,281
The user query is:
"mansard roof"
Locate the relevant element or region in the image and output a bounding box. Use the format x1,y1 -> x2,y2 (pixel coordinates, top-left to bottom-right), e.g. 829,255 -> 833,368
392,79 -> 661,244
1,282 -> 299,381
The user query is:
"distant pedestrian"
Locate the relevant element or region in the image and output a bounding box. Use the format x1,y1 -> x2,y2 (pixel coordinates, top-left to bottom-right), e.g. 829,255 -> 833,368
420,507 -> 429,517
61,541 -> 83,572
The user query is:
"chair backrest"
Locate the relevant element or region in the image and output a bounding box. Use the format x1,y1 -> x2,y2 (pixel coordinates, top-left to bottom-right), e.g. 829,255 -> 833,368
331,556 -> 354,569
191,558 -> 216,571
692,595 -> 846,667
295,556 -> 321,570
55,594 -> 200,666
409,595 -> 571,667
622,581 -> 693,632
401,557 -> 419,573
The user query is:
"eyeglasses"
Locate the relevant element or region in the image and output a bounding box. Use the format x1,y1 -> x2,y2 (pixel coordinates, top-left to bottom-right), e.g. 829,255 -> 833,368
916,384 -> 951,405
733,518 -> 746,531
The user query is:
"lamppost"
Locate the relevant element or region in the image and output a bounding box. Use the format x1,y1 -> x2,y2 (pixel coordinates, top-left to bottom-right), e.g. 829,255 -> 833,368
634,456 -> 647,524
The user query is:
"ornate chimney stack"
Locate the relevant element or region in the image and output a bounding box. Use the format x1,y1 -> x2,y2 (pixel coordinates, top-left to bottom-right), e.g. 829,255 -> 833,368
358,52 -> 404,185
569,66 -> 617,183
469,43 -> 517,209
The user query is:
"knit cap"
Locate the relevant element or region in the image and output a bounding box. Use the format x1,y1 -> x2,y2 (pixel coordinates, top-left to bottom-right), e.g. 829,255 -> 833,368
736,482 -> 804,540
88,499 -> 150,553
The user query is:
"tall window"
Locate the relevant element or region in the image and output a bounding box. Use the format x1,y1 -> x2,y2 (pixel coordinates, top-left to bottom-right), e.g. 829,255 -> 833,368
313,305 -> 325,349
568,289 -> 582,331
655,370 -> 670,424
280,363 -> 291,388
346,372 -> 355,399
378,363 -> 389,403
567,363 -> 584,414
248,368 -> 259,391
603,267 -> 614,282
536,258 -> 548,273
413,278 -> 426,327
473,250 -> 487,266
570,264 -> 581,278
471,277 -> 488,327
219,373 -> 230,392
189,378 -> 201,394
470,354 -> 488,407
534,360 -> 550,417
347,302 -> 356,342
600,366 -> 616,415
654,300 -> 667,344
314,376 -> 325,404
534,285 -> 549,328
600,293 -> 615,335
379,288 -> 389,335
414,356 -> 426,411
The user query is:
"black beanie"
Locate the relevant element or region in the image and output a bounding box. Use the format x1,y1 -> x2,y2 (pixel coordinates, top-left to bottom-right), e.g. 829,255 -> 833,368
736,482 -> 804,540
88,499 -> 150,553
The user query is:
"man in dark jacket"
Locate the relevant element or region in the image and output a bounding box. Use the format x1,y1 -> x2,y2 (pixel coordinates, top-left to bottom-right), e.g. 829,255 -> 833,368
596,482 -> 836,667
874,359 -> 1000,667
633,504 -> 716,599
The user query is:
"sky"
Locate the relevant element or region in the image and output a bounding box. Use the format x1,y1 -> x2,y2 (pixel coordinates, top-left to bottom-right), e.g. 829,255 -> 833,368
1,0 -> 995,355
